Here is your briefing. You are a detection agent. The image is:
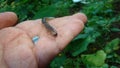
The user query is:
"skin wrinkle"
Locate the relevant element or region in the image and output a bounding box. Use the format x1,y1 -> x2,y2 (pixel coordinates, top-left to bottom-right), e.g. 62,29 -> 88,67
31,49 -> 38,68
5,31 -> 22,46
0,43 -> 8,68
12,28 -> 34,48
38,53 -> 47,68
15,25 -> 37,38
34,37 -> 58,68
4,46 -> 16,68
0,27 -> 37,68
4,36 -> 37,68
10,28 -> 38,68
16,20 -> 44,38
3,42 -> 12,68
5,47 -> 32,68
19,47 -> 35,68
5,28 -> 32,48
0,27 -> 25,45
16,27 -> 33,39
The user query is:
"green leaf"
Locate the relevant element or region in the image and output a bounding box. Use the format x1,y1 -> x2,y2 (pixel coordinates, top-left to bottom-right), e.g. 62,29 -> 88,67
111,28 -> 120,32
104,38 -> 120,54
81,50 -> 106,67
33,1 -> 71,19
73,34 -> 88,41
101,64 -> 109,68
33,5 -> 58,19
72,36 -> 94,56
50,54 -> 66,68
110,66 -> 118,68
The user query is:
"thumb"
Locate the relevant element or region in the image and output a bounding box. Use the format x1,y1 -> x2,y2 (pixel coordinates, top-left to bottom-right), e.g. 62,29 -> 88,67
0,12 -> 18,29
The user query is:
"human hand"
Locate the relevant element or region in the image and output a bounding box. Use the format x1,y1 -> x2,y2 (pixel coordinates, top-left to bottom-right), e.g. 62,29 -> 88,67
0,12 -> 87,68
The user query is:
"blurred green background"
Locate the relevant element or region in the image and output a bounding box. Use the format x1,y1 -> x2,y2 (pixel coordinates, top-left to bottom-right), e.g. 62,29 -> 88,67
0,0 -> 120,68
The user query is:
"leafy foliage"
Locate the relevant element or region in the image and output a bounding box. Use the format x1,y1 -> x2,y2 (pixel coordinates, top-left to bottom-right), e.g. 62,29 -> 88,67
0,0 -> 120,68
104,38 -> 120,54
81,50 -> 106,67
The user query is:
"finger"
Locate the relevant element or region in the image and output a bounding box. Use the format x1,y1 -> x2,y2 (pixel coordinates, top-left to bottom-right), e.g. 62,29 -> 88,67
15,13 -> 87,49
35,13 -> 86,50
15,13 -> 87,38
56,13 -> 87,49
72,13 -> 87,23
15,16 -> 73,38
33,13 -> 87,67
0,12 -> 18,29
15,13 -> 87,52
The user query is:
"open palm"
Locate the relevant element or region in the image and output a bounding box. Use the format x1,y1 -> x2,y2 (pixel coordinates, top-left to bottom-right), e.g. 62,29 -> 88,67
0,12 -> 87,68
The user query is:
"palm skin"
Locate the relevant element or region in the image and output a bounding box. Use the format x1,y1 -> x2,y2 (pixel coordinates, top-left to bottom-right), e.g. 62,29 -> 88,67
0,12 -> 87,68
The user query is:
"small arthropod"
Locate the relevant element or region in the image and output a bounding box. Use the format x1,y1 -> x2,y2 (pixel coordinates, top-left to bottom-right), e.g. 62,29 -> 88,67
42,17 -> 57,36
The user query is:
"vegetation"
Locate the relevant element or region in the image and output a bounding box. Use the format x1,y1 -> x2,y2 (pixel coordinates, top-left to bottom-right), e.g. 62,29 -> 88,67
0,0 -> 120,68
